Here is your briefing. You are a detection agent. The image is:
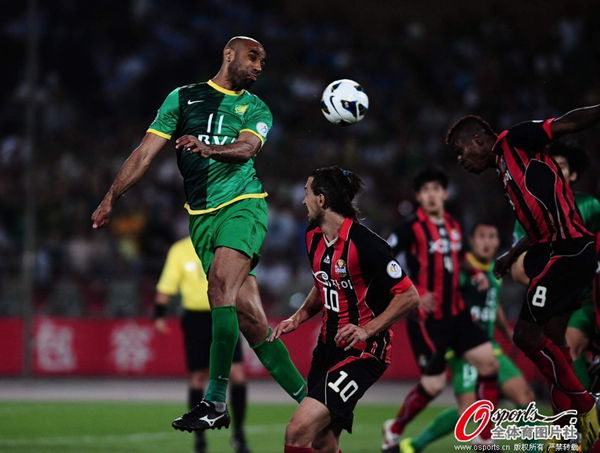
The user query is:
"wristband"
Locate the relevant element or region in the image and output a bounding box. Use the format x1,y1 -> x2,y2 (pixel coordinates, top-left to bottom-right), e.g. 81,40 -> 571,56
153,304 -> 167,320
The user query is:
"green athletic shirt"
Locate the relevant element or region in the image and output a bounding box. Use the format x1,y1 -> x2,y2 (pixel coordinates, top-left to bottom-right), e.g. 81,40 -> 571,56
513,191 -> 600,243
147,80 -> 273,214
460,252 -> 503,340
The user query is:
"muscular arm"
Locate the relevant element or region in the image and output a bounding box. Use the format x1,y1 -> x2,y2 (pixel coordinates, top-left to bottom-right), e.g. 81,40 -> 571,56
175,131 -> 262,163
551,104 -> 600,139
91,133 -> 168,228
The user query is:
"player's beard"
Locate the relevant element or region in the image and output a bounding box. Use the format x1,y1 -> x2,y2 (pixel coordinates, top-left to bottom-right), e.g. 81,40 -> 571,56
308,210 -> 325,226
227,64 -> 255,90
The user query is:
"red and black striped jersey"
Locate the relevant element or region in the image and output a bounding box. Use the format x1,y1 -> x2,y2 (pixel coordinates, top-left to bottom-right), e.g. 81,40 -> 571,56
494,119 -> 592,244
305,217 -> 414,364
388,208 -> 465,320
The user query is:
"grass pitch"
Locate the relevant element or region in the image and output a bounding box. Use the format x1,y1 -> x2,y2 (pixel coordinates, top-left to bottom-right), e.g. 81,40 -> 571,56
0,401 -> 523,452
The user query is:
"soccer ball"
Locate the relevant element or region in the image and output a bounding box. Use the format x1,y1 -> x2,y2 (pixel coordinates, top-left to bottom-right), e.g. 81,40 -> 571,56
320,79 -> 369,125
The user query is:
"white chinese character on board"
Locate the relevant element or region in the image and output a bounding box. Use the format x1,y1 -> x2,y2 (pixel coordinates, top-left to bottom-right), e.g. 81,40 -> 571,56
110,323 -> 153,372
36,320 -> 76,372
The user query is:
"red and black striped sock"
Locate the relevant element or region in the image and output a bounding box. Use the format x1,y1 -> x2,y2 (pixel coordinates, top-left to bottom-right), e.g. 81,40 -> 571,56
526,337 -> 594,413
391,384 -> 434,435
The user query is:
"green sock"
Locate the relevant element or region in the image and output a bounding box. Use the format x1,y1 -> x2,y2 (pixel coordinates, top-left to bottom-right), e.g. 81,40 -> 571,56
412,407 -> 458,451
252,330 -> 306,402
205,305 -> 239,403
573,356 -> 591,389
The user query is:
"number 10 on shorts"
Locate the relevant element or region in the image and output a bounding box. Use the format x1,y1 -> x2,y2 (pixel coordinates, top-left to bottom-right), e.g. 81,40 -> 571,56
328,370 -> 359,402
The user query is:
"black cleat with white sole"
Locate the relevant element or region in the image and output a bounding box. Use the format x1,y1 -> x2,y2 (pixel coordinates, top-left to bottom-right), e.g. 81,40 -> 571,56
172,400 -> 230,432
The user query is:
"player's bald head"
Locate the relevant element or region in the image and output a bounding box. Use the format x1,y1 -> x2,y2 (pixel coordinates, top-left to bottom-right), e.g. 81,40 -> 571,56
220,36 -> 266,90
225,36 -> 263,53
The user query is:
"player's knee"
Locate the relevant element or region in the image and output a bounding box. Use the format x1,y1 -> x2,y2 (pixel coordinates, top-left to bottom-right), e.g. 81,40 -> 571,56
285,419 -> 311,446
478,356 -> 499,376
207,275 -> 229,305
421,375 -> 445,396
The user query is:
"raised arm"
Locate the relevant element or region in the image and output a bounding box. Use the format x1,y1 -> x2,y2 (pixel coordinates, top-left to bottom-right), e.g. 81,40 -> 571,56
175,131 -> 262,163
91,132 -> 168,228
551,104 -> 600,139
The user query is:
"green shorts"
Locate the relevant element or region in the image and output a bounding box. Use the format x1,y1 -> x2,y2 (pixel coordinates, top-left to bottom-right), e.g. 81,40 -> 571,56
567,303 -> 594,337
189,197 -> 268,275
448,346 -> 522,395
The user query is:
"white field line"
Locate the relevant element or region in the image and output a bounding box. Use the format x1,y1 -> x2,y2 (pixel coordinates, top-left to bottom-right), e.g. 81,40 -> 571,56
0,423 -> 375,447
0,424 -> 288,447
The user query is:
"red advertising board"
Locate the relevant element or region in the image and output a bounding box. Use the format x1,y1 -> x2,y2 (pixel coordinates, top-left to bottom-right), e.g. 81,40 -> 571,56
0,317 -> 538,380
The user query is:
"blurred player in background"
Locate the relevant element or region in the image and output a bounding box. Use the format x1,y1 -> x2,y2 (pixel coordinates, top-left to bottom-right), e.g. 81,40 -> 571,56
91,36 -> 306,432
381,169 -> 500,452
510,143 -> 600,391
446,104 -> 600,450
154,236 -> 250,453
400,221 -> 534,452
270,166 -> 420,453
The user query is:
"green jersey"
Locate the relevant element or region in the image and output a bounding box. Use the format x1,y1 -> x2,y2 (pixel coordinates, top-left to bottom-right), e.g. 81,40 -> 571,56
460,253 -> 502,340
148,80 -> 273,214
513,191 -> 600,243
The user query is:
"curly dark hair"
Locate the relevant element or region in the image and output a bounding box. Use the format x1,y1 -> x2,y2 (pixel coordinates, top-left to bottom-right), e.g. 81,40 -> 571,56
310,166 -> 363,219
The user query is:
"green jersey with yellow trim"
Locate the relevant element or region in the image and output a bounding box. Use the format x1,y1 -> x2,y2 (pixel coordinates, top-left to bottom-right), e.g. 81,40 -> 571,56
460,253 -> 503,340
147,80 -> 272,214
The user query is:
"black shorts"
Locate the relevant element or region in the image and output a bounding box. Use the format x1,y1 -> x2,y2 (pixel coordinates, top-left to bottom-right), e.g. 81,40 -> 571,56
181,310 -> 243,372
407,309 -> 489,376
307,342 -> 386,433
520,238 -> 596,325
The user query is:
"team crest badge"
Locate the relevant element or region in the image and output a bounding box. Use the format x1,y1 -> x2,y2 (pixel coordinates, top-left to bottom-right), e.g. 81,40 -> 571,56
256,122 -> 269,137
387,260 -> 403,278
334,259 -> 347,277
235,104 -> 248,115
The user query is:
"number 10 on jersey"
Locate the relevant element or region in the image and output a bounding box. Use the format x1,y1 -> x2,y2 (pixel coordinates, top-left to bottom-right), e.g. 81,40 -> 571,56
323,287 -> 340,312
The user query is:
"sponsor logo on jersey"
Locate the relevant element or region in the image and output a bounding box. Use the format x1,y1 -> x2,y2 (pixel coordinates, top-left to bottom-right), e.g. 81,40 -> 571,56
256,122 -> 269,137
334,259 -> 347,277
323,255 -> 331,264
235,104 -> 248,115
428,238 -> 462,254
387,260 -> 403,278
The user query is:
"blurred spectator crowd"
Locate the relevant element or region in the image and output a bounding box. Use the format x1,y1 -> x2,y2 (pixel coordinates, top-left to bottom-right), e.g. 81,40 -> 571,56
1,0 -> 599,319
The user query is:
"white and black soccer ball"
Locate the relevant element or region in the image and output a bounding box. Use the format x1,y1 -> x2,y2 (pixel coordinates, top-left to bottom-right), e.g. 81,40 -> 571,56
320,79 -> 369,125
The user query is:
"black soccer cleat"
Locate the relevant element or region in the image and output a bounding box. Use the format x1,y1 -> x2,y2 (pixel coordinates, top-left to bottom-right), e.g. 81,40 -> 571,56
172,400 -> 230,432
